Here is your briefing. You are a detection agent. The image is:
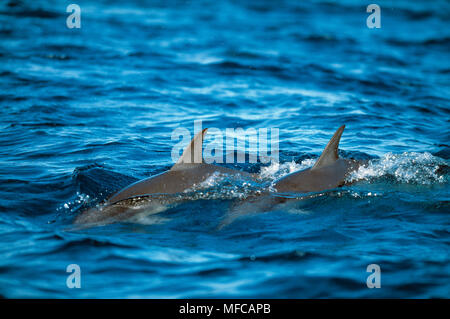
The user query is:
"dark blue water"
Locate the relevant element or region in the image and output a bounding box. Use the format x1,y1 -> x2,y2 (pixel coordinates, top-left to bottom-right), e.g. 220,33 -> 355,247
0,0 -> 449,298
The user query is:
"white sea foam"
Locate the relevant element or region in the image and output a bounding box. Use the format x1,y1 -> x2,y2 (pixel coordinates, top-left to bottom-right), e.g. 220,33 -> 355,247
347,152 -> 447,185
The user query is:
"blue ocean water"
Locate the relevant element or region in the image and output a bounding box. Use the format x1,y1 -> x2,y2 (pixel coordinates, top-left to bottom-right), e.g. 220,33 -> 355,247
0,0 -> 449,298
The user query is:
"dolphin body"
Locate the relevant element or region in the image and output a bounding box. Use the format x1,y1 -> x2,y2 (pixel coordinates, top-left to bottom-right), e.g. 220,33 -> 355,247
74,128 -> 255,227
218,125 -> 364,228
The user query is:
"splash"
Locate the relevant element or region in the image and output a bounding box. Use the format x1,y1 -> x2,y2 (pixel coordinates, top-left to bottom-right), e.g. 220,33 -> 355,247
57,192 -> 91,213
347,152 -> 448,185
259,158 -> 316,180
183,171 -> 263,200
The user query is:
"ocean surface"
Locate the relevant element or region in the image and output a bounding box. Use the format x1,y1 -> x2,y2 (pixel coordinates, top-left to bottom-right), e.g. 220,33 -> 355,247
0,0 -> 449,298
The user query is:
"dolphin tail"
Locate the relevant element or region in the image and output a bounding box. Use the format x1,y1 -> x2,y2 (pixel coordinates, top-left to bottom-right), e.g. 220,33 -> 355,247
312,125 -> 345,170
171,128 -> 208,169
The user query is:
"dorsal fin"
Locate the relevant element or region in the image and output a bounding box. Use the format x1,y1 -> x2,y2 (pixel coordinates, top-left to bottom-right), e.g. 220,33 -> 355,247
171,128 -> 208,169
312,125 -> 345,170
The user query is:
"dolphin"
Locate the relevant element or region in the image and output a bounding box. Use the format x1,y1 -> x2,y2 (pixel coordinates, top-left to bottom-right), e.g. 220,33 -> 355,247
74,128 -> 256,227
218,125 -> 364,228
